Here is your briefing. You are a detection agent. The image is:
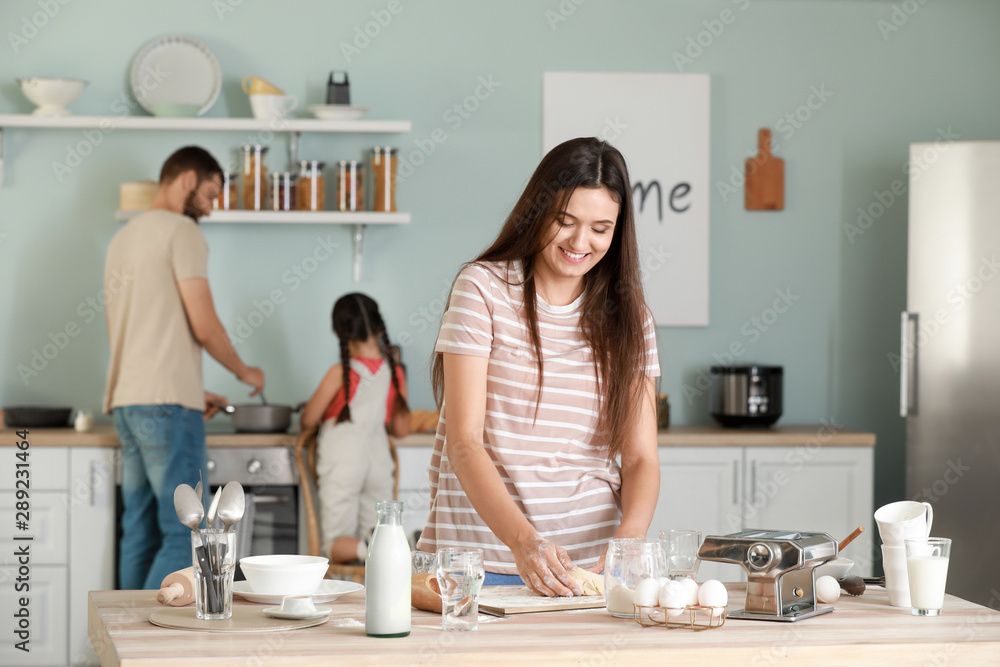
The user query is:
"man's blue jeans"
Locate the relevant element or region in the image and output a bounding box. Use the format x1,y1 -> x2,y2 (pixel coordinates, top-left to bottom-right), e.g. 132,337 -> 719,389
114,405 -> 208,590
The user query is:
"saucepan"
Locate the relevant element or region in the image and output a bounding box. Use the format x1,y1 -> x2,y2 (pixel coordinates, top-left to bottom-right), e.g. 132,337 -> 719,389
223,402 -> 305,433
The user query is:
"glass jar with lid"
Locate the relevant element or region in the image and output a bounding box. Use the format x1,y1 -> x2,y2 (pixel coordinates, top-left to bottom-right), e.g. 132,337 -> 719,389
336,160 -> 364,212
271,172 -> 295,211
370,146 -> 398,212
213,172 -> 238,211
296,160 -> 326,211
242,145 -> 269,211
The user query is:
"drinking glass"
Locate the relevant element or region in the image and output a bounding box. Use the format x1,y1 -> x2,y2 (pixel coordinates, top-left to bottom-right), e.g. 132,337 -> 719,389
192,529 -> 236,620
905,537 -> 951,616
660,529 -> 703,580
435,548 -> 484,631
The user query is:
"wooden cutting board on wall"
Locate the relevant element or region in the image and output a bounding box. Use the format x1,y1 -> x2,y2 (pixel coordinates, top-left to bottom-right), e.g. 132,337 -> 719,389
745,128 -> 784,210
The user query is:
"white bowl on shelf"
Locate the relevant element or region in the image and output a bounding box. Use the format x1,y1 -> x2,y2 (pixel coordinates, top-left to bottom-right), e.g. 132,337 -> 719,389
17,77 -> 88,116
239,555 -> 328,595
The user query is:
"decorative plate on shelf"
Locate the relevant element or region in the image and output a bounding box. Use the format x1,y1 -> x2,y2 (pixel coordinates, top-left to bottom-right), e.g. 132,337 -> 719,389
130,35 -> 222,117
232,579 -> 363,604
306,105 -> 370,121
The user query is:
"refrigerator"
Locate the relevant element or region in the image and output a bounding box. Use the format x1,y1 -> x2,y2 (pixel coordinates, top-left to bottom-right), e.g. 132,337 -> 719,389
903,140 -> 1000,608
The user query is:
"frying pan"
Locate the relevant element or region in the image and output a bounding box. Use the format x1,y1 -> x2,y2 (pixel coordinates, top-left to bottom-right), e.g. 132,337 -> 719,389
223,402 -> 304,433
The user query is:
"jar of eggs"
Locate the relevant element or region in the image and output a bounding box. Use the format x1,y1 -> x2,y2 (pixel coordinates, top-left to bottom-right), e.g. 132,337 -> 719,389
242,145 -> 269,211
296,160 -> 326,211
604,538 -> 665,618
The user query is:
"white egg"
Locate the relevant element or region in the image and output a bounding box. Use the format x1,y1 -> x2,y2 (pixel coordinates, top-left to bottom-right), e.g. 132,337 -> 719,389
634,577 -> 661,607
678,577 -> 700,607
658,580 -> 686,617
815,575 -> 841,603
697,579 -> 728,617
657,577 -> 671,588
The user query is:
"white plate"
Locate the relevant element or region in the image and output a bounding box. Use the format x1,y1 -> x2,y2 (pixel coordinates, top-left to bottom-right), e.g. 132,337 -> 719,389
306,105 -> 370,121
130,35 -> 222,116
262,605 -> 333,620
232,579 -> 363,604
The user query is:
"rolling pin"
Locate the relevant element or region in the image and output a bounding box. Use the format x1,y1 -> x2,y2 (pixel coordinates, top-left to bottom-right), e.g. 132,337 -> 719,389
411,573 -> 442,613
157,567 -> 196,606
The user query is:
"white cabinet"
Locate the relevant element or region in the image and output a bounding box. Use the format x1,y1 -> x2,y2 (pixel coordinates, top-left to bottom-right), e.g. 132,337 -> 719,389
0,566 -> 67,667
68,448 -> 117,667
742,446 -> 875,576
0,445 -> 116,667
395,446 -> 433,545
650,447 -> 742,582
649,445 -> 875,580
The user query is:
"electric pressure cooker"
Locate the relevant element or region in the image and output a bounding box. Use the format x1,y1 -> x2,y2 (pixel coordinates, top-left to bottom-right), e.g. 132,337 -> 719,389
709,364 -> 783,427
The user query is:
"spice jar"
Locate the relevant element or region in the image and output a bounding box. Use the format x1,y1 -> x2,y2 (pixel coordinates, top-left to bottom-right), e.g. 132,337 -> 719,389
605,538 -> 666,618
297,160 -> 326,211
242,145 -> 269,210
370,146 -> 398,212
270,172 -> 295,211
213,172 -> 238,211
336,160 -> 364,211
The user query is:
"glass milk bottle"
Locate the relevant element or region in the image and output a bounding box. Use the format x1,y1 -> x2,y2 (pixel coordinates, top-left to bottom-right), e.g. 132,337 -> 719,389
365,500 -> 411,637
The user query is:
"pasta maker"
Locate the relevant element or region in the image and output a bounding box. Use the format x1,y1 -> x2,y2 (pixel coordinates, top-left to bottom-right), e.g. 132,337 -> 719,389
698,529 -> 837,622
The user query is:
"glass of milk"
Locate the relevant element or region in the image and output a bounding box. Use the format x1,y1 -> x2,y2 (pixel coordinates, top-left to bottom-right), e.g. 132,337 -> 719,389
904,537 -> 952,616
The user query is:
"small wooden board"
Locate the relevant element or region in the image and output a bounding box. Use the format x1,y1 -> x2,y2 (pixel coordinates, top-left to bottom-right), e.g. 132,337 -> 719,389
745,128 -> 785,210
478,586 -> 606,617
149,606 -> 329,632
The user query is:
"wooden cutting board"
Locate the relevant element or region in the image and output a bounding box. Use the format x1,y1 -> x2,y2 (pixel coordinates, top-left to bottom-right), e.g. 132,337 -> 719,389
745,128 -> 784,210
478,586 -> 606,617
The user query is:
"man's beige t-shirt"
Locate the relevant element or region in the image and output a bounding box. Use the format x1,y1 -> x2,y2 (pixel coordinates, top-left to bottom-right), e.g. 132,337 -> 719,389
103,210 -> 208,413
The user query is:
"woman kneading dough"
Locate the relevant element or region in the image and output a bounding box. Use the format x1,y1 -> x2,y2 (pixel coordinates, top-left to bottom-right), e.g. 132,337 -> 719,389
416,138 -> 660,597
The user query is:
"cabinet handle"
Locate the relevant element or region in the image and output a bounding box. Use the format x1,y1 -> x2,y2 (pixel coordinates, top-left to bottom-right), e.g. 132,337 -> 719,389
900,311 -> 919,417
750,460 -> 758,502
732,460 -> 739,505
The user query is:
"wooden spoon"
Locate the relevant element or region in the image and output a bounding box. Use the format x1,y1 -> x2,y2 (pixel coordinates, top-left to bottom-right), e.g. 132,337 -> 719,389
838,525 -> 864,553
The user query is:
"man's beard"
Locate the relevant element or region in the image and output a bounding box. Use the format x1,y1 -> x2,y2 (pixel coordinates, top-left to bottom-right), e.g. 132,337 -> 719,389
183,190 -> 205,222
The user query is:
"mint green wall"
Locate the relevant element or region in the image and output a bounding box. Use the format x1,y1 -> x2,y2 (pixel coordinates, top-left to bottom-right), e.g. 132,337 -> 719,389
2,0 -> 999,512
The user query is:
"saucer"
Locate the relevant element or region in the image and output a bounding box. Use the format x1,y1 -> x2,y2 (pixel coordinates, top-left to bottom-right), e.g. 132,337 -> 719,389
233,579 -> 363,604
307,104 -> 369,121
262,605 -> 333,621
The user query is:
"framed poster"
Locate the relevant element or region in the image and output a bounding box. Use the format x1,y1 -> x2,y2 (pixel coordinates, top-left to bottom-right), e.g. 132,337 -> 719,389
543,72 -> 710,326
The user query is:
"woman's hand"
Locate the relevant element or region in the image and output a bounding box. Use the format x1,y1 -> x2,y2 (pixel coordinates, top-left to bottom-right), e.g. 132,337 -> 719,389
513,534 -> 582,597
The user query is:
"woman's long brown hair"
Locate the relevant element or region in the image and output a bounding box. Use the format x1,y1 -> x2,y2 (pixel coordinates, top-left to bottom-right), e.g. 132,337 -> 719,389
433,137 -> 651,461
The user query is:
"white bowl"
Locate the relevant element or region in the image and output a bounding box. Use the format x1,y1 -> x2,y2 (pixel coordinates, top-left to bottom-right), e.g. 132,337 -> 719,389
17,77 -> 88,117
815,557 -> 854,580
239,555 -> 328,596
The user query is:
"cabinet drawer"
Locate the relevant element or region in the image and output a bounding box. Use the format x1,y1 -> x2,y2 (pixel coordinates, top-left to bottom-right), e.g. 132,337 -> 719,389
0,491 -> 69,564
0,565 -> 67,667
1,446 -> 68,490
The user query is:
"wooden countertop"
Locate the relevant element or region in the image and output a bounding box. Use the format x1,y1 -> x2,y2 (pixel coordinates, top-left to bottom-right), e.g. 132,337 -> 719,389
88,584 -> 997,666
5,423 -> 875,448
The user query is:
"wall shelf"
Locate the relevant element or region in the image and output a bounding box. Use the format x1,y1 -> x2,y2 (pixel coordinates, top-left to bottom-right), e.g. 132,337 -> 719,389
2,112 -> 412,282
114,210 -> 410,225
0,114 -> 411,133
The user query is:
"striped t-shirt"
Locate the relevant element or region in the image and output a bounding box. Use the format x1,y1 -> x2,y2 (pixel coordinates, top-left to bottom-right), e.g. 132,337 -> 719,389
416,261 -> 660,573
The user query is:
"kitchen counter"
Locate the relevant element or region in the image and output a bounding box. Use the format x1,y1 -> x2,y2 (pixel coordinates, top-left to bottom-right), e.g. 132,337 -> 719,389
88,584 -> 999,666
6,423 -> 875,448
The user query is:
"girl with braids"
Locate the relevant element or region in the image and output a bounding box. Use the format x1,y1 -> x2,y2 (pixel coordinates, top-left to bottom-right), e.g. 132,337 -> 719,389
415,138 -> 660,596
301,293 -> 410,564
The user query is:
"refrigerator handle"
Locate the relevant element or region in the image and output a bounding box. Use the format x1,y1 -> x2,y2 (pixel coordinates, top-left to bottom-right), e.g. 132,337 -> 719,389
900,311 -> 919,417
